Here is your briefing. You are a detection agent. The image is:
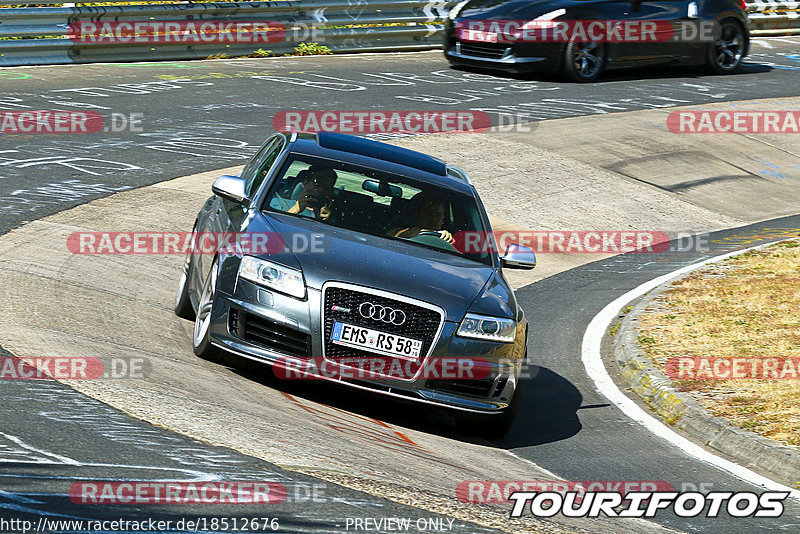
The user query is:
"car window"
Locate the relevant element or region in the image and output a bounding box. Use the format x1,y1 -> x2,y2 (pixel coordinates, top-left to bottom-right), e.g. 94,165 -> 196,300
244,136 -> 284,198
262,153 -> 490,265
335,169 -> 421,206
240,137 -> 273,186
277,160 -> 422,205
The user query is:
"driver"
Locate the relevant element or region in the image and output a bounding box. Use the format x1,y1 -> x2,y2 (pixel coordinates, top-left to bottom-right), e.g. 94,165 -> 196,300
271,165 -> 337,220
391,192 -> 455,245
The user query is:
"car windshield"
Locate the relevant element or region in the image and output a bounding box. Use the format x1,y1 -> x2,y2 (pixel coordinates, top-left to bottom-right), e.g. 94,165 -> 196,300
263,153 -> 491,265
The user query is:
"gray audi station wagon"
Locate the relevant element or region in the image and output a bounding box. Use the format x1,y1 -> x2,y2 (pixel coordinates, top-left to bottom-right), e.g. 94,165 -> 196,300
175,131 -> 536,435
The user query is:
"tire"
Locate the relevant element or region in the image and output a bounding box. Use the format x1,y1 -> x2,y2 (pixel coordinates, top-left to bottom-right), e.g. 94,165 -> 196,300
707,19 -> 745,74
458,377 -> 525,439
561,40 -> 605,82
174,232 -> 196,320
192,257 -> 225,363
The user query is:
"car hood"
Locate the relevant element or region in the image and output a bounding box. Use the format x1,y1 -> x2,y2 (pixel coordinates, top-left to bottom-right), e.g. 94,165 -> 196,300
255,212 -> 496,322
459,0 -> 586,20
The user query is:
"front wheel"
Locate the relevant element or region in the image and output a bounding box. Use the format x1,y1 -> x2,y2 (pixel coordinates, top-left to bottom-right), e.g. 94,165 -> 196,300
707,19 -> 745,74
193,258 -> 225,363
174,232 -> 196,320
561,40 -> 605,82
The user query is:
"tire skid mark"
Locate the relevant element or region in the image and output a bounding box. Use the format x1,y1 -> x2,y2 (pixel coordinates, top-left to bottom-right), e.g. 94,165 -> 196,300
280,392 -> 472,472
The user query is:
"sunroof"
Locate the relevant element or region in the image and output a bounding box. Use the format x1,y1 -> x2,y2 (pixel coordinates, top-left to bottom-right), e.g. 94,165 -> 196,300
316,132 -> 448,176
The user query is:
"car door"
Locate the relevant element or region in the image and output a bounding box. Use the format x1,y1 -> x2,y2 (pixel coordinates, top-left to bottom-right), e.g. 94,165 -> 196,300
606,0 -> 695,65
194,134 -> 285,292
217,134 -> 287,262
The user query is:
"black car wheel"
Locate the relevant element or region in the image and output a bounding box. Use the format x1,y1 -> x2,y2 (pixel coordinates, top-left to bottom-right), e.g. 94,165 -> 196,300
193,257 -> 225,362
174,226 -> 196,320
561,40 -> 605,82
708,19 -> 745,74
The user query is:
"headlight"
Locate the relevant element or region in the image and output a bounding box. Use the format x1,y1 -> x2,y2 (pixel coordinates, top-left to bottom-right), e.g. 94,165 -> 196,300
448,0 -> 469,20
238,256 -> 305,299
457,313 -> 516,343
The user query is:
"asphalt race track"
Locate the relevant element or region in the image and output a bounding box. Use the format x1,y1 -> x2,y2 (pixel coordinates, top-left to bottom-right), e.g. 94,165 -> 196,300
4,40 -> 800,232
2,39 -> 800,534
512,215 -> 800,533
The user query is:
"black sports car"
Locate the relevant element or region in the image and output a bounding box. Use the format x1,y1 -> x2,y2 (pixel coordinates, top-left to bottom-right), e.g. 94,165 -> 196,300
444,0 -> 750,81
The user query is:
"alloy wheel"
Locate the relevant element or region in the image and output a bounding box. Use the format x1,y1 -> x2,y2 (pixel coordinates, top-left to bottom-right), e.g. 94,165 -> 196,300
193,261 -> 216,348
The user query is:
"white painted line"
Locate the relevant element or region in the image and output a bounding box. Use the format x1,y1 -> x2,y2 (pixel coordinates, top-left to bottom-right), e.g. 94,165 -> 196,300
0,489 -> 42,504
0,432 -> 79,466
0,432 -> 215,479
581,240 -> 800,500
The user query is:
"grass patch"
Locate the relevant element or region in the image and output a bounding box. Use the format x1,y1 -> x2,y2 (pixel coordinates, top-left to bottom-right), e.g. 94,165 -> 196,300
639,238 -> 800,446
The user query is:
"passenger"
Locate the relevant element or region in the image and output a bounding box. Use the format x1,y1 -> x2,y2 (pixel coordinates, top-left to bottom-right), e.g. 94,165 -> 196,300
271,165 -> 337,220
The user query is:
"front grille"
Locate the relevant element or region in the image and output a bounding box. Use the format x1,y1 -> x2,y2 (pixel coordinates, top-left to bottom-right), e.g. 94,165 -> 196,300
427,374 -> 507,399
459,42 -> 509,59
323,285 -> 443,364
230,308 -> 311,358
427,378 -> 495,398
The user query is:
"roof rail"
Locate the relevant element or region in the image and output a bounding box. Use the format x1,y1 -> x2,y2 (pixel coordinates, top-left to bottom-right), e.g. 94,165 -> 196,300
446,165 -> 473,185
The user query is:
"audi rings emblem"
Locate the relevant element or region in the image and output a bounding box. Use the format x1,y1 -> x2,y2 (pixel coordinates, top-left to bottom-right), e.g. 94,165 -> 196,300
358,302 -> 406,326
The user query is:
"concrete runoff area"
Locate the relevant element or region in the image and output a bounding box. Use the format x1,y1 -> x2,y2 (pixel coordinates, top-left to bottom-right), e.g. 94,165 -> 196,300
0,97 -> 799,530
510,97 -> 800,222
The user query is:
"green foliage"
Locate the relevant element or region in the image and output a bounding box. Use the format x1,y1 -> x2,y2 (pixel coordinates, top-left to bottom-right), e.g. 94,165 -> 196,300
291,42 -> 332,56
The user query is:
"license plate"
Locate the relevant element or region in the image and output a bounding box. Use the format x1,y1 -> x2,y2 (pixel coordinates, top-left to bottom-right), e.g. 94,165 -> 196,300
330,322 -> 422,360
458,29 -> 498,43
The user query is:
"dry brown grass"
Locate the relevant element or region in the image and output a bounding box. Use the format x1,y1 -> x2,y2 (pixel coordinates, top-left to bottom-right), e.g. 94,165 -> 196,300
639,238 -> 800,446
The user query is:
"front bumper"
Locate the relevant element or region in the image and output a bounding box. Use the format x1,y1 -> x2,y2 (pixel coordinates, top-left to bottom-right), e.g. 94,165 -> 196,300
445,42 -> 562,74
208,279 -> 525,414
444,22 -> 563,74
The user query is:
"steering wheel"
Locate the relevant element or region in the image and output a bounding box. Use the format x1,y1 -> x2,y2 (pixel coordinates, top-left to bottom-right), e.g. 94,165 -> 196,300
417,230 -> 444,238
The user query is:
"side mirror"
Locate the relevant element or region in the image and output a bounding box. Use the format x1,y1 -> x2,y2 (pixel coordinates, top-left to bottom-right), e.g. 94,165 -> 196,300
501,243 -> 537,270
212,175 -> 248,204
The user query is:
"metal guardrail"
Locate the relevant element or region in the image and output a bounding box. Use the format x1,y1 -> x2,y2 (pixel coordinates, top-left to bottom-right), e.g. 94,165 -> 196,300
0,1 -> 797,67
746,0 -> 800,34
0,1 -> 454,66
